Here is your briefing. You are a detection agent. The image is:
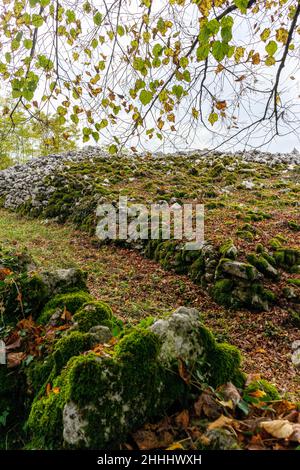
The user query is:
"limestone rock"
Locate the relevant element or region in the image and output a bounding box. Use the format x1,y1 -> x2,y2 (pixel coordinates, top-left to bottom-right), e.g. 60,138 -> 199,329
40,268 -> 87,295
88,325 -> 112,344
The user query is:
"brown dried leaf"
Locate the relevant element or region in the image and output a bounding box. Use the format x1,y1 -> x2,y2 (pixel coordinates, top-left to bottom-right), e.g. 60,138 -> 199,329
260,420 -> 294,439
132,429 -> 173,450
219,382 -> 241,407
175,410 -> 189,429
7,351 -> 26,368
194,390 -> 222,420
208,415 -> 234,431
178,358 -> 190,385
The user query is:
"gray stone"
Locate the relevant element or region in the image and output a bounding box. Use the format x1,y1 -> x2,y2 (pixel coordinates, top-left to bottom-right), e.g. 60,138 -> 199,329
292,348 -> 300,369
150,306 -> 203,366
89,325 -> 112,344
219,260 -> 262,281
292,340 -> 300,351
40,268 -> 87,295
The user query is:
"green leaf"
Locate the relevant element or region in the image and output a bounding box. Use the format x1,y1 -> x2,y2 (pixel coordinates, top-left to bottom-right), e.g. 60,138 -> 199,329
139,90 -> 153,105
108,144 -> 118,154
172,85 -> 184,99
91,38 -> 98,49
196,44 -> 210,61
117,25 -> 125,36
221,26 -> 232,43
153,43 -> 163,57
5,52 -> 11,63
93,11 -> 102,26
37,54 -> 54,71
70,114 -> 79,125
265,40 -> 278,56
83,127 -> 91,136
92,131 -> 99,142
0,62 -> 7,73
220,16 -> 234,29
31,14 -> 44,28
179,57 -> 189,68
234,0 -> 249,13
11,39 -> 20,51
260,28 -> 270,42
22,89 -> 34,101
23,38 -> 33,50
182,70 -> 191,82
66,9 -> 76,23
207,19 -> 220,35
40,0 -> 51,6
212,41 -> 227,62
208,112 -> 218,125
99,118 -> 108,129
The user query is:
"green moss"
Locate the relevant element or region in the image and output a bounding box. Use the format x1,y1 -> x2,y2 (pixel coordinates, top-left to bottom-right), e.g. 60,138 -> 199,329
38,291 -> 93,325
236,229 -> 254,241
27,387 -> 65,449
73,301 -> 121,332
274,248 -> 300,271
189,255 -> 205,283
210,162 -> 224,177
26,317 -> 244,449
26,356 -> 55,396
287,278 -> 300,287
290,309 -> 300,327
219,239 -> 237,260
53,331 -> 94,375
211,279 -> 234,307
115,328 -> 161,363
2,272 -> 49,323
246,253 -> 279,279
243,379 -> 280,403
209,343 -> 243,388
288,220 -> 300,231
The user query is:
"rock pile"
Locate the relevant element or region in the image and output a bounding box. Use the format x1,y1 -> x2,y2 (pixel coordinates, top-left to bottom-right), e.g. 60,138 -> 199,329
0,147 -> 299,211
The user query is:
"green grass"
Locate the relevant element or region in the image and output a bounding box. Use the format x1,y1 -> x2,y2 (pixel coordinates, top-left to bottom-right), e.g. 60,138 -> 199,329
0,209 -> 77,269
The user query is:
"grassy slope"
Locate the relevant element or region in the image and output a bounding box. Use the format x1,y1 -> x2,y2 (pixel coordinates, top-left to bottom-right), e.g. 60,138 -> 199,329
0,208 -> 299,399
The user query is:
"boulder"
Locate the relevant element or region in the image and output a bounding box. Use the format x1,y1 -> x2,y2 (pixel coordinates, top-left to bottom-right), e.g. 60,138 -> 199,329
27,307 -> 243,449
40,268 -> 87,296
216,259 -> 262,281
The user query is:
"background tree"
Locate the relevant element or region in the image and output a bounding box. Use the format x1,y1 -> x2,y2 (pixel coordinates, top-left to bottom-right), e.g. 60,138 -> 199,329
0,99 -> 79,167
0,0 -> 299,153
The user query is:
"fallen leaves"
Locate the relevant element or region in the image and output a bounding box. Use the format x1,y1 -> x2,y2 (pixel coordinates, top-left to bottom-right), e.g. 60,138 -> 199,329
123,381 -> 300,451
207,415 -> 234,431
260,419 -> 300,442
7,351 -> 26,368
0,267 -> 13,280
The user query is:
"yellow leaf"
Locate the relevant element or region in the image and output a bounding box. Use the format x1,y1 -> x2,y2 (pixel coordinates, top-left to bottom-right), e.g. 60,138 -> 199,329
249,389 -> 266,398
260,28 -> 270,42
192,107 -> 199,119
208,415 -> 233,431
167,442 -> 184,450
53,387 -> 60,394
276,27 -> 288,44
260,420 -> 294,439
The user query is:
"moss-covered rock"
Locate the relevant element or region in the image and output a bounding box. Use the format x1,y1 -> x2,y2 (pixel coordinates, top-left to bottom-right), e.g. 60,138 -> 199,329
219,239 -> 238,260
246,253 -> 279,279
38,291 -> 93,325
73,301 -> 122,333
274,248 -> 300,273
27,307 -> 243,449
